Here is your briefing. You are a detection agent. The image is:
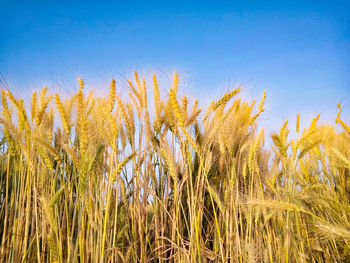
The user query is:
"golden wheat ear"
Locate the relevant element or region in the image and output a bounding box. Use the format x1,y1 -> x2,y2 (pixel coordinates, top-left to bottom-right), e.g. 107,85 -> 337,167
212,87 -> 241,112
336,103 -> 350,135
30,91 -> 37,122
296,113 -> 300,134
55,94 -> 70,134
108,79 -> 116,113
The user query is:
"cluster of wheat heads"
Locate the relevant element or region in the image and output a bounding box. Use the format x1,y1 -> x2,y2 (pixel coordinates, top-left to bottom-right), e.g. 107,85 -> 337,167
0,72 -> 349,262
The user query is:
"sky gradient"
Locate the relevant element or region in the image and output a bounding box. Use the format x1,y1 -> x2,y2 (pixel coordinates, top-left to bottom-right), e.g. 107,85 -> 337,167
1,1 -> 349,130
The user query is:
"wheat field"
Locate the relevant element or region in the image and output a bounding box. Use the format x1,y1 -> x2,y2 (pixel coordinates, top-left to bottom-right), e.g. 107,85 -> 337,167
0,72 -> 349,262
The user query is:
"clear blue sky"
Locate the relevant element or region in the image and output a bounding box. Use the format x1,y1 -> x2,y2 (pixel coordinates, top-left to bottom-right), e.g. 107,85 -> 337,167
1,1 -> 349,129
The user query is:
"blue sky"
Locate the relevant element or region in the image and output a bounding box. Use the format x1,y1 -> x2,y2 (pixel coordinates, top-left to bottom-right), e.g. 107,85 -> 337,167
1,1 -> 349,130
